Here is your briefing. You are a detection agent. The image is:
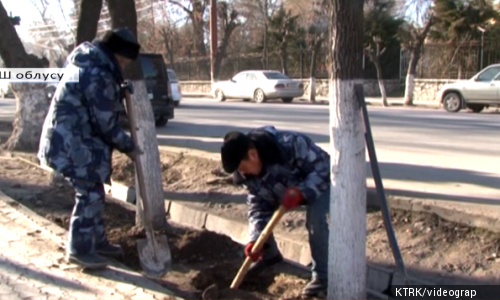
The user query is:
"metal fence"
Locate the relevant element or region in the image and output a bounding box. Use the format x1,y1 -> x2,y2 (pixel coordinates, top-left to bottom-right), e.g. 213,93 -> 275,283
400,39 -> 500,79
167,39 -> 500,81
167,46 -> 402,81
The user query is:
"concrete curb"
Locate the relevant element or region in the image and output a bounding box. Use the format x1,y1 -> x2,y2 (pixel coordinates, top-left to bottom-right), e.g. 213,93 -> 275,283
105,181 -> 436,298
0,189 -> 183,300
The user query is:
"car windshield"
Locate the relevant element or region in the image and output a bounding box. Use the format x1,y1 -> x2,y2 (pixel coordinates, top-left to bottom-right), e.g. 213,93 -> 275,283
263,72 -> 290,80
167,70 -> 178,82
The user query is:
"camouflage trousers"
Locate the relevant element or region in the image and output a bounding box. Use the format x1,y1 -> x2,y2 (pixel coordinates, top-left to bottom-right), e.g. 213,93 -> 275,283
67,178 -> 108,255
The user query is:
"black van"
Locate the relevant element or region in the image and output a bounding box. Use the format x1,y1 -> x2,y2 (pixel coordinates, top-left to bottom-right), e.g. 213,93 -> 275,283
139,53 -> 175,126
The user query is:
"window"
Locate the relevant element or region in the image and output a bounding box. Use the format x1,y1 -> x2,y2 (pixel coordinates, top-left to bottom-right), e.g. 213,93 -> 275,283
246,73 -> 258,80
476,66 -> 500,82
140,56 -> 163,80
263,72 -> 290,80
232,73 -> 247,82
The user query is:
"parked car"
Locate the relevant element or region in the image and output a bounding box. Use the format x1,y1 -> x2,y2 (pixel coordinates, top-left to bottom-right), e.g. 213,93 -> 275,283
438,64 -> 500,113
167,68 -> 182,106
212,70 -> 304,103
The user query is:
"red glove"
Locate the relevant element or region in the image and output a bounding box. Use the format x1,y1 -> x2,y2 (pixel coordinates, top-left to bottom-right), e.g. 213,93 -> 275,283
244,242 -> 263,262
281,187 -> 304,210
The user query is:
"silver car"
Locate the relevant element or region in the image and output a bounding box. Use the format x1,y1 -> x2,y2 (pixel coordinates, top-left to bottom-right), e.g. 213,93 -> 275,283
438,64 -> 500,113
167,68 -> 182,106
212,70 -> 304,103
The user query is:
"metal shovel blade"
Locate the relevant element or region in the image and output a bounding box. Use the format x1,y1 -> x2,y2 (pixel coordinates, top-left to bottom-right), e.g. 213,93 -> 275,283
137,233 -> 171,278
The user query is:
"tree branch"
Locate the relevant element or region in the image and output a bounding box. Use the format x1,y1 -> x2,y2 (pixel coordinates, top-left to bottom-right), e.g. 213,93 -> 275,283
168,0 -> 193,16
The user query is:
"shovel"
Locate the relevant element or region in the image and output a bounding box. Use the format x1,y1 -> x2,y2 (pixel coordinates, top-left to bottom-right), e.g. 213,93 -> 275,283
123,88 -> 171,278
230,205 -> 287,289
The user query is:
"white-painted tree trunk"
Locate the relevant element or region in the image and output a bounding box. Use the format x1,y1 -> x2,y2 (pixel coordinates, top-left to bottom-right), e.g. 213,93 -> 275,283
328,79 -> 367,299
308,77 -> 316,102
378,78 -> 388,107
129,80 -> 167,230
4,83 -> 49,151
404,73 -> 415,106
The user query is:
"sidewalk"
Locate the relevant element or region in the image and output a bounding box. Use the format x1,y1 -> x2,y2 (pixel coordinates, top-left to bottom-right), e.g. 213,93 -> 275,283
0,190 -> 178,300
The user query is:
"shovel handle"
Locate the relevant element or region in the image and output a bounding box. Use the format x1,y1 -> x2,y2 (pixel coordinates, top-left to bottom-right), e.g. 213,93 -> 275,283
230,205 -> 287,289
123,91 -> 151,221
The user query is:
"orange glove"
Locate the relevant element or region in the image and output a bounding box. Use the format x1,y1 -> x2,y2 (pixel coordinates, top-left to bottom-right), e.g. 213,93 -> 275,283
281,187 -> 304,209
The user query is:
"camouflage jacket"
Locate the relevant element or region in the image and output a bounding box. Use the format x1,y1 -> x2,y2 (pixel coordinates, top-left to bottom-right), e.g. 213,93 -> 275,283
233,126 -> 331,242
38,41 -> 134,184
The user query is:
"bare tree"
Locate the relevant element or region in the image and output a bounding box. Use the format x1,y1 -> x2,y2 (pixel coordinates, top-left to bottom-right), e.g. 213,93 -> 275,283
106,0 -> 167,229
327,0 -> 367,298
0,2 -> 49,152
213,1 -> 240,80
399,0 -> 434,106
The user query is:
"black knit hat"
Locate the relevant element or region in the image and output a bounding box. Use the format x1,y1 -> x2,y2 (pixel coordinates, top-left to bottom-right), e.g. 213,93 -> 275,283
101,27 -> 141,60
221,131 -> 251,173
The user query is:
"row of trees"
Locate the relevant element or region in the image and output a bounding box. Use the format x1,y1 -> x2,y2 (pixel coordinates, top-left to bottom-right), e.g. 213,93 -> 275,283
22,0 -> 500,106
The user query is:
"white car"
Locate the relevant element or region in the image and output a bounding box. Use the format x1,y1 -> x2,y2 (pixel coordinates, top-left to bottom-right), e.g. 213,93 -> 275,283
212,70 -> 304,103
167,68 -> 182,106
437,64 -> 500,113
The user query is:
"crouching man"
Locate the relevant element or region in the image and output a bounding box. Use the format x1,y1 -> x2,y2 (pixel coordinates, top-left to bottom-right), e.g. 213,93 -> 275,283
38,28 -> 141,269
220,126 -> 331,298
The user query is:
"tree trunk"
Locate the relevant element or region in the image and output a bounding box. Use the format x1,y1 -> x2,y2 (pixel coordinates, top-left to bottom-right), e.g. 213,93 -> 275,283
403,52 -> 418,106
0,2 -> 49,152
75,0 -> 103,47
280,44 -> 288,75
214,24 -> 238,81
373,58 -> 387,107
107,0 -> 167,230
327,0 -> 366,298
309,36 -> 322,102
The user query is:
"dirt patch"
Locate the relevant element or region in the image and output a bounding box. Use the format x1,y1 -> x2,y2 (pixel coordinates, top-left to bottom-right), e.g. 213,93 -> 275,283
112,151 -> 243,195
0,153 -> 311,299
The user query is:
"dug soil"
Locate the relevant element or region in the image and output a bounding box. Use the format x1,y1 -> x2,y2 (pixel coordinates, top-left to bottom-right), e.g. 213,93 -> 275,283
0,153 -> 312,300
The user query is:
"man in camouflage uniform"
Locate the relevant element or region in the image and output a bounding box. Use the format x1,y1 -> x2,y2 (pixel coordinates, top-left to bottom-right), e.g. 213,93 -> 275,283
220,126 -> 330,298
38,28 -> 141,269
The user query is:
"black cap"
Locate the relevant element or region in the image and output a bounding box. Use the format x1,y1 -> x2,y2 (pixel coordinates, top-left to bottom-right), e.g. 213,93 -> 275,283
101,27 -> 141,60
220,131 -> 251,173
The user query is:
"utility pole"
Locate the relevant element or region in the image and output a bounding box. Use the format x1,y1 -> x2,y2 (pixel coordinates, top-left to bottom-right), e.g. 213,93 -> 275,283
263,0 -> 268,69
210,0 -> 217,83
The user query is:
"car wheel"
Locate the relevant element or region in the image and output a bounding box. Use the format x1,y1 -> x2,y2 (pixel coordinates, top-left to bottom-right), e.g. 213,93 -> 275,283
282,98 -> 293,103
466,104 -> 485,113
174,101 -> 180,107
254,89 -> 266,103
155,117 -> 168,127
442,92 -> 462,113
215,89 -> 226,102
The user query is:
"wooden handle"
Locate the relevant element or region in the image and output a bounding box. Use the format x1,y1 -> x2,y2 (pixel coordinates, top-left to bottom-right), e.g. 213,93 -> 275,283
230,205 -> 287,289
124,91 -> 151,223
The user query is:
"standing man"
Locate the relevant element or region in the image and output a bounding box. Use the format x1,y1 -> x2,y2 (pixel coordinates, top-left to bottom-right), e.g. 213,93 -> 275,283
38,28 -> 141,269
220,126 -> 331,298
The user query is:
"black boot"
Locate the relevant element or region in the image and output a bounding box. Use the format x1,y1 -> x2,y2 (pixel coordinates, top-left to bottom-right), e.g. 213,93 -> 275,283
246,253 -> 284,277
301,277 -> 327,298
96,242 -> 124,257
66,253 -> 108,269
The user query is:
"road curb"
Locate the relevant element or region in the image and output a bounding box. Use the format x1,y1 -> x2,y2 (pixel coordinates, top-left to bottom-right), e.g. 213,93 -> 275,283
0,189 -> 183,300
105,180 -> 435,298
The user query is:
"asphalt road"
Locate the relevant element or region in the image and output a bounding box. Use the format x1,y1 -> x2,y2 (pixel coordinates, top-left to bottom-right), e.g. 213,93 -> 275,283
1,96 -> 499,205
